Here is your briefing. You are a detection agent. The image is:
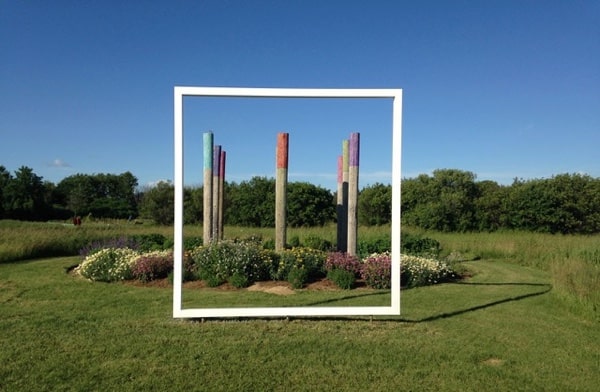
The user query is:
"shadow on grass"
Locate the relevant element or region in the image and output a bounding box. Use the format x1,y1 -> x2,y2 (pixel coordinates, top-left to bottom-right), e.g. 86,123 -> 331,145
397,282 -> 553,323
188,282 -> 553,324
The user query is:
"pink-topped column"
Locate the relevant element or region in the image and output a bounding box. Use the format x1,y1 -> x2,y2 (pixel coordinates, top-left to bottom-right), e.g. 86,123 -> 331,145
212,145 -> 221,241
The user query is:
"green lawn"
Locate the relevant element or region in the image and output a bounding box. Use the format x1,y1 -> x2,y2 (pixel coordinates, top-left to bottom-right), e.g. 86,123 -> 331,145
1,257 -> 598,391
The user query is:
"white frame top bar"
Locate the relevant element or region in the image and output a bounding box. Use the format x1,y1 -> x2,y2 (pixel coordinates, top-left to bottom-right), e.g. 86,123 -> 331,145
173,86 -> 402,318
175,86 -> 401,99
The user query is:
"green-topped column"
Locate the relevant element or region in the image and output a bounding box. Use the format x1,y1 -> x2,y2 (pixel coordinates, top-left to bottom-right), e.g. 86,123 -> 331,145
347,133 -> 359,256
203,132 -> 213,245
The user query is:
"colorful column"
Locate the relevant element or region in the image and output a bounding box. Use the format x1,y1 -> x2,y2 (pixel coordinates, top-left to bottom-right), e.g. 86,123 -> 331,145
347,133 -> 360,256
275,132 -> 289,251
218,150 -> 226,240
212,145 -> 221,241
203,132 -> 213,245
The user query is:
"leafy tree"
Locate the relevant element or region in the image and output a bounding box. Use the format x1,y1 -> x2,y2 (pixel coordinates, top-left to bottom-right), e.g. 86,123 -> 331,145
183,186 -> 204,224
55,172 -> 138,219
287,182 -> 335,227
226,177 -> 275,227
3,166 -> 49,220
474,180 -> 507,231
506,174 -> 600,234
358,183 -> 392,225
401,169 -> 478,231
0,166 -> 11,218
54,174 -> 94,216
139,181 -> 174,225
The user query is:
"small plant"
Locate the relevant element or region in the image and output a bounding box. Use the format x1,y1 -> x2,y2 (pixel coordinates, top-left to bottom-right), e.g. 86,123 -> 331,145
288,266 -> 308,289
228,272 -> 250,288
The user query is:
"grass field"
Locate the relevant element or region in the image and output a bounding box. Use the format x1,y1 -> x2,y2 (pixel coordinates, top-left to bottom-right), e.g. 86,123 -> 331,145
1,255 -> 598,391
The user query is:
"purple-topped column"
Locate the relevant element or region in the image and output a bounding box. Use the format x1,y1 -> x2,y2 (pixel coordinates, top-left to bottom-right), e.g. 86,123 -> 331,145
347,133 -> 360,256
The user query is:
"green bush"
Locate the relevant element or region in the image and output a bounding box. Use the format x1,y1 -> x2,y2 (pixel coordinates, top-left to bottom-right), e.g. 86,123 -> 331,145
129,233 -> 168,252
183,236 -> 203,250
401,233 -> 441,258
357,236 -> 391,258
288,235 -> 301,248
327,268 -> 356,289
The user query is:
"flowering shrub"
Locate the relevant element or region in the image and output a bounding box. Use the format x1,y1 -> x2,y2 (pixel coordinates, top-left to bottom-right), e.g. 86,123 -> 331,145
401,255 -> 456,288
130,250 -> 173,282
324,252 -> 361,289
359,252 -> 458,289
77,247 -> 139,282
325,252 -> 361,276
190,241 -> 271,287
270,247 -> 326,282
361,252 -> 392,289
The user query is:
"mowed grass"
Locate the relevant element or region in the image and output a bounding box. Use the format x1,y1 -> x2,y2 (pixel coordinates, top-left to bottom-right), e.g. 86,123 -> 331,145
1,256 -> 598,391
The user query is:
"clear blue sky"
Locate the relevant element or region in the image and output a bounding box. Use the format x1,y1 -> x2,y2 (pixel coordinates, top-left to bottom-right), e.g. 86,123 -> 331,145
1,1 -> 598,191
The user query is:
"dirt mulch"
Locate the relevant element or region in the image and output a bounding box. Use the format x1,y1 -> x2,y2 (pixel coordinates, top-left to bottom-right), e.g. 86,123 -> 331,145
124,276 -> 370,295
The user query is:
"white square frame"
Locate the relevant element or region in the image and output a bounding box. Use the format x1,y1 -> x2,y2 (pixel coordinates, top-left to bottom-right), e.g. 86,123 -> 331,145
173,86 -> 402,318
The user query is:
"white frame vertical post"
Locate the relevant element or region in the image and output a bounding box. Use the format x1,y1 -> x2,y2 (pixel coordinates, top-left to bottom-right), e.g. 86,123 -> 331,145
173,86 -> 402,318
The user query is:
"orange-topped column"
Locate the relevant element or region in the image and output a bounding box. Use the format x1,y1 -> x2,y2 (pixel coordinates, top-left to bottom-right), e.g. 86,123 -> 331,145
275,132 -> 289,251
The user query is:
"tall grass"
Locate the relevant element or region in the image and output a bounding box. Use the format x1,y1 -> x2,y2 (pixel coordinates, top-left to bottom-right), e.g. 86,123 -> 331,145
406,227 -> 600,317
0,220 -> 178,263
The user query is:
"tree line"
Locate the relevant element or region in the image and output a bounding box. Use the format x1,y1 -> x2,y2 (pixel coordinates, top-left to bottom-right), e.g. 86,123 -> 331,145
1,165 -> 599,234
